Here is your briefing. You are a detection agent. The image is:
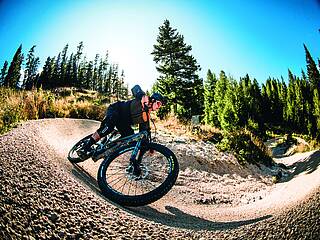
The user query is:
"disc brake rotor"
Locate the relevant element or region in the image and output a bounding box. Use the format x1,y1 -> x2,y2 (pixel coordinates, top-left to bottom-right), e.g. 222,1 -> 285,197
126,164 -> 149,180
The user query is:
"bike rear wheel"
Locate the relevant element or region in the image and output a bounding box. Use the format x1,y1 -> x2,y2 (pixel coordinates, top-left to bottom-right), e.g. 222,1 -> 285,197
67,134 -> 92,163
97,142 -> 179,206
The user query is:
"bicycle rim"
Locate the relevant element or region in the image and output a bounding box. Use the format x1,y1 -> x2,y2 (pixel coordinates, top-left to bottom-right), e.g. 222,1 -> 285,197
68,135 -> 92,163
98,143 -> 178,206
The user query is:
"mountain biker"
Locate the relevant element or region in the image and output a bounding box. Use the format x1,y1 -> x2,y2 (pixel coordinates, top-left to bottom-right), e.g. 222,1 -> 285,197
78,85 -> 166,159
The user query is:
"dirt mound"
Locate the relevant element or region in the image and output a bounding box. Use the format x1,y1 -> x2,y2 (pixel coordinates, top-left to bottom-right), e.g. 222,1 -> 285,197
1,118 -> 319,239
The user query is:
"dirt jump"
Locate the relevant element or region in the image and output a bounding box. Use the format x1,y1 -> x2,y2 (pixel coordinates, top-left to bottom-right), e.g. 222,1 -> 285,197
0,118 -> 319,239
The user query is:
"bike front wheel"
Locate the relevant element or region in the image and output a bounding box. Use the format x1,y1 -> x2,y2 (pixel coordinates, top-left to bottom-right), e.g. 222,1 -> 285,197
97,142 -> 179,206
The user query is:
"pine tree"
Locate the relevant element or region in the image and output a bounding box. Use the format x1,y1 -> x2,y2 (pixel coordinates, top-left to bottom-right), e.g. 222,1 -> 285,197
23,45 -> 40,90
313,88 -> 320,139
220,77 -> 239,131
294,78 -> 305,131
235,74 -> 263,131
71,55 -> 78,87
214,71 -> 230,128
74,42 -> 84,88
39,57 -> 54,89
77,56 -> 87,89
250,78 -> 265,134
75,42 -> 84,64
237,74 -> 251,126
304,44 -> 320,91
263,78 -> 283,125
104,65 -> 113,97
301,69 -> 308,83
52,53 -> 61,88
279,78 -> 288,123
299,69 -> 314,135
0,61 -> 8,86
96,58 -> 104,93
285,77 -> 295,128
97,53 -> 109,93
4,44 -> 24,88
117,70 -> 126,100
92,54 -> 100,91
65,53 -> 74,87
151,19 -> 202,118
85,61 -> 93,90
192,77 -> 204,115
60,44 -> 69,87
204,69 -> 218,125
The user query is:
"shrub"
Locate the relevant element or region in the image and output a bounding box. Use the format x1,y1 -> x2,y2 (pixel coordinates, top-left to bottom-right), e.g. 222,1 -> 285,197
54,87 -> 73,97
69,101 -> 106,120
191,124 -> 223,143
217,129 -> 274,166
0,104 -> 24,133
77,95 -> 93,102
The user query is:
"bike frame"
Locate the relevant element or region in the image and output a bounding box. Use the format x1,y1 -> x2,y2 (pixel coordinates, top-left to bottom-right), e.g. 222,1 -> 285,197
99,103 -> 153,169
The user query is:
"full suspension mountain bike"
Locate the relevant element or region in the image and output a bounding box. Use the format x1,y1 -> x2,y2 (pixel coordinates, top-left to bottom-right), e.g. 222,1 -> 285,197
67,119 -> 179,206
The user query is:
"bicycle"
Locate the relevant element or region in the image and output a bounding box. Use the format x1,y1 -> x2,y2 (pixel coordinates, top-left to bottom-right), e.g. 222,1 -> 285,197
67,116 -> 179,206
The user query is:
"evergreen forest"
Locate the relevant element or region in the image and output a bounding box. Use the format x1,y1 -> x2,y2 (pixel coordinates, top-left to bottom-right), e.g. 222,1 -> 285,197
0,42 -> 129,100
1,19 -> 319,141
151,20 -> 320,140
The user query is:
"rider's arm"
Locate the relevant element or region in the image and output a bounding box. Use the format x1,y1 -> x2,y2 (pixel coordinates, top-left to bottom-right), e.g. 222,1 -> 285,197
139,101 -> 151,133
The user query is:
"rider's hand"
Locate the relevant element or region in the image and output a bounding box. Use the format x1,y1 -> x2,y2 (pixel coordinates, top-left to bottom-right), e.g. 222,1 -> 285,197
141,95 -> 149,109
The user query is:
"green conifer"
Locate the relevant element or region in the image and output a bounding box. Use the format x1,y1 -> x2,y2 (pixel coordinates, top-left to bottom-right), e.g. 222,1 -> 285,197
4,44 -> 24,88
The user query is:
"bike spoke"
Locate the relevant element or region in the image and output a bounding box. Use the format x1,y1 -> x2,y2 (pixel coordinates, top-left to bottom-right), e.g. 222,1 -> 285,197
110,176 -> 126,191
145,178 -> 159,188
119,178 -> 129,194
139,180 -> 151,195
107,168 -> 124,176
107,174 -> 124,185
134,180 -> 138,196
127,178 -> 133,195
108,165 -> 127,171
148,168 -> 168,175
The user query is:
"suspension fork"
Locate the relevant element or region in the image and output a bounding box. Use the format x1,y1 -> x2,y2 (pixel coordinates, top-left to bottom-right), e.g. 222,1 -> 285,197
129,139 -> 149,176
128,140 -> 141,176
129,140 -> 142,164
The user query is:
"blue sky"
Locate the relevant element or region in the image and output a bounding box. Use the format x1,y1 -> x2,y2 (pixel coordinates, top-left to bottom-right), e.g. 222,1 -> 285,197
0,0 -> 319,90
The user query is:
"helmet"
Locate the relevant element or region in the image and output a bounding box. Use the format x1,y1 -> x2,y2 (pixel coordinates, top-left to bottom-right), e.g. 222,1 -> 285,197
150,92 -> 166,105
131,85 -> 145,100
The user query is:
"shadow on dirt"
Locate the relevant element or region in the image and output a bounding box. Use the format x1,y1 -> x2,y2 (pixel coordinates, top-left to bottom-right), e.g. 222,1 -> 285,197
71,163 -> 101,195
71,163 -> 272,231
281,150 -> 320,182
127,205 -> 271,231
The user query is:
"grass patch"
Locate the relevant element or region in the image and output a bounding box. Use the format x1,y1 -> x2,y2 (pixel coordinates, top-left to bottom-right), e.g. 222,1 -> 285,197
0,87 -> 108,134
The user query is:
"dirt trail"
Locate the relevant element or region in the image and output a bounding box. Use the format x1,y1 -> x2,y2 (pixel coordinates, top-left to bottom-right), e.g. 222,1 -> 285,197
40,119 -> 320,224
1,118 -> 319,239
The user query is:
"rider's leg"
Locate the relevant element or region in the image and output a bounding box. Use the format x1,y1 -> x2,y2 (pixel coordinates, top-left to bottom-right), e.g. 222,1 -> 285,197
116,124 -> 134,138
81,131 -> 102,152
79,104 -> 118,157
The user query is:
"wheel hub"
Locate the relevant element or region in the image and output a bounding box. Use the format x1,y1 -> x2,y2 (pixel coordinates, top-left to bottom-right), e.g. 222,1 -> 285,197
126,164 -> 149,180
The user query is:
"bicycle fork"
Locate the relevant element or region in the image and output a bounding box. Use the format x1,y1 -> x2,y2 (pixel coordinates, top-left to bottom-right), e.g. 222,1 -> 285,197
128,140 -> 142,176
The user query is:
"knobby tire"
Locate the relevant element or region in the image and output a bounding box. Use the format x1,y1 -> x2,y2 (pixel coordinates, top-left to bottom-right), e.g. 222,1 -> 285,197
97,142 -> 179,206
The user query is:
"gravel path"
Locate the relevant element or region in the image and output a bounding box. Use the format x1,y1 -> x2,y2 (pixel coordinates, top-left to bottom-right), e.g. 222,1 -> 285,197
0,119 -> 319,239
